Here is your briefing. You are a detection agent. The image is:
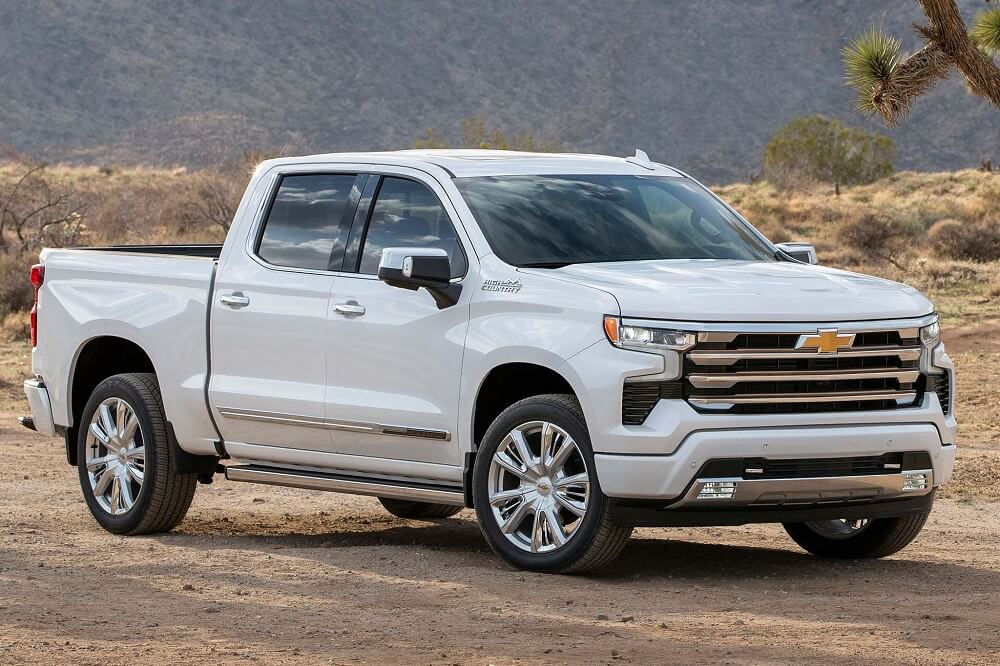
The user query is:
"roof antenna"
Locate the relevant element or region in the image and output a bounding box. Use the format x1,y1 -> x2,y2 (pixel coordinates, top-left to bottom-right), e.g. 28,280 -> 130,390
626,149 -> 655,170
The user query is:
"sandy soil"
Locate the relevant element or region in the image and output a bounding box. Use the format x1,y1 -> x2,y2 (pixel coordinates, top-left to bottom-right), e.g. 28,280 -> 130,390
1,337 -> 999,664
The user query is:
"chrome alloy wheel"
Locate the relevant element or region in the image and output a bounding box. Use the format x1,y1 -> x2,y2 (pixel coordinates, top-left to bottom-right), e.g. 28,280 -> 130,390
487,421 -> 590,553
85,397 -> 145,516
805,518 -> 871,539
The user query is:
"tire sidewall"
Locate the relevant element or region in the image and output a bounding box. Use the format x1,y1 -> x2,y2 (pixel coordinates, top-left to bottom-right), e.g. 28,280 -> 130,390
784,511 -> 929,558
473,396 -> 608,572
77,375 -> 161,534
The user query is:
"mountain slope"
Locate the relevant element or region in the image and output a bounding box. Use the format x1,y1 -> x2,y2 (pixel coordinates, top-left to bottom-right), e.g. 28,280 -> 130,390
0,0 -> 996,182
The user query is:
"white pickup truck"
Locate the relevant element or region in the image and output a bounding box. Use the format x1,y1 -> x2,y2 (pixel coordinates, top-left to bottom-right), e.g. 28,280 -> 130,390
21,149 -> 956,573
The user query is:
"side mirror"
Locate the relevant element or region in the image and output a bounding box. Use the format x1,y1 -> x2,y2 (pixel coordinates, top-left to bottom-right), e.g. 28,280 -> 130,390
377,247 -> 462,309
775,242 -> 818,265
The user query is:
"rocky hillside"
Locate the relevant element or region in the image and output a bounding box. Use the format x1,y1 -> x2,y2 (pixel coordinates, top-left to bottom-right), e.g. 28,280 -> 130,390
1,0 -> 997,182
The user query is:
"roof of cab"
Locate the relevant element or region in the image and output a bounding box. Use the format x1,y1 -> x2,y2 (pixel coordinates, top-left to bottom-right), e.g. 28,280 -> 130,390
259,149 -> 684,178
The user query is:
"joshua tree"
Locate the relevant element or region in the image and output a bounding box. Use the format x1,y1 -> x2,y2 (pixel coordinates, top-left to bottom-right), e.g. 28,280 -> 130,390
843,0 -> 1000,126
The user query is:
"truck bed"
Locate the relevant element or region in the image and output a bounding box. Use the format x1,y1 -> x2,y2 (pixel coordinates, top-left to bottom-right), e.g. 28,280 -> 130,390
33,246 -> 222,455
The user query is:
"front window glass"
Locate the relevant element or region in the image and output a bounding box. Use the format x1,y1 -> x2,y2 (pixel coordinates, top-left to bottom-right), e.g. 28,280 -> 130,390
358,177 -> 467,277
454,175 -> 774,267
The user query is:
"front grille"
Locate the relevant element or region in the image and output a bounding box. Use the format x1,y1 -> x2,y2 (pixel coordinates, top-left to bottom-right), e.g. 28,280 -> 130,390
682,324 -> 922,415
699,451 -> 932,479
621,321 -> 929,424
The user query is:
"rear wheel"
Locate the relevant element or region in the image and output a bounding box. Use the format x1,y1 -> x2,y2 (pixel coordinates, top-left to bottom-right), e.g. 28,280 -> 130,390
77,373 -> 197,535
378,497 -> 463,519
783,512 -> 930,558
473,394 -> 632,573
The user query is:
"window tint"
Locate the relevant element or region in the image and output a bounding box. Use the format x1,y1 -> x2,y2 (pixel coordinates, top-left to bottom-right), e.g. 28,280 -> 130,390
358,177 -> 467,277
454,175 -> 774,266
257,174 -> 359,270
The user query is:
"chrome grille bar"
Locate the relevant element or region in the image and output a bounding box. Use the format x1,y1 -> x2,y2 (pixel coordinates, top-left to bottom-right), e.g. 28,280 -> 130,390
687,369 -> 920,389
689,390 -> 917,409
687,346 -> 922,366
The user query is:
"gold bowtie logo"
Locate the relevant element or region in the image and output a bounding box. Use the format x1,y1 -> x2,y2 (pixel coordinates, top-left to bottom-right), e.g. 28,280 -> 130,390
795,329 -> 855,354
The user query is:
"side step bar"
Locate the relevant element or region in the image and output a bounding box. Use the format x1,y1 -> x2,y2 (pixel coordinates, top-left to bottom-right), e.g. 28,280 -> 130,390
224,465 -> 466,506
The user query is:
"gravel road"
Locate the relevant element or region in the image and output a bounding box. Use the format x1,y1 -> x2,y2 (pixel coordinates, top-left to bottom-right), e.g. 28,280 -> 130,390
2,416 -> 999,665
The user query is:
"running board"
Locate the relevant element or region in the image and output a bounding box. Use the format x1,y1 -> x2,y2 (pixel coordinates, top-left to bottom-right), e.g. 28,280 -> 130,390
224,465 -> 466,506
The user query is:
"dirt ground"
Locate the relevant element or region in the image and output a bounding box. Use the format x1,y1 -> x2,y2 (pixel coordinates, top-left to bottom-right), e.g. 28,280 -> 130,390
1,332 -> 999,665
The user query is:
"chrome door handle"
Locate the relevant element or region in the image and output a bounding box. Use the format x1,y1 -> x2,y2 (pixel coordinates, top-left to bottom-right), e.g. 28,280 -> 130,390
334,302 -> 366,316
219,293 -> 250,307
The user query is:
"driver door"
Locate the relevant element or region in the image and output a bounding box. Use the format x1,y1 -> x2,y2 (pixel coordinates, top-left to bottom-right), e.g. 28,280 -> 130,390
324,174 -> 471,471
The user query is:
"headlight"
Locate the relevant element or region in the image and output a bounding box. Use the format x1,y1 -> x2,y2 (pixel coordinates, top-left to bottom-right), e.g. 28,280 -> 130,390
603,316 -> 696,351
920,318 -> 940,347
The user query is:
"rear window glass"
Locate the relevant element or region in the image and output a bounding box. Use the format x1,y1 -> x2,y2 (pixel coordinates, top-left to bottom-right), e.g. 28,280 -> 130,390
257,174 -> 360,270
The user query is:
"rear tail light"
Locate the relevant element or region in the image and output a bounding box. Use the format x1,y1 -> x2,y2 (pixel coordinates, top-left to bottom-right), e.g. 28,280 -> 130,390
30,264 -> 44,347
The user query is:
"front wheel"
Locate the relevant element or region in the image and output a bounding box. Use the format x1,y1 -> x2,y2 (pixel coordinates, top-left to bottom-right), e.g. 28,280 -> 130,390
783,512 -> 930,558
77,373 -> 197,535
472,394 -> 632,573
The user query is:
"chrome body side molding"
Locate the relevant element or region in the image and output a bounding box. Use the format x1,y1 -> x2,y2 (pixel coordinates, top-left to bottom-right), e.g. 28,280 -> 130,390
216,407 -> 451,441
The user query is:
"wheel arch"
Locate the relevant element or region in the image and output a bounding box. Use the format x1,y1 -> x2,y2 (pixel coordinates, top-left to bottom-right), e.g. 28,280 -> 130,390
470,362 -> 578,451
64,335 -> 156,465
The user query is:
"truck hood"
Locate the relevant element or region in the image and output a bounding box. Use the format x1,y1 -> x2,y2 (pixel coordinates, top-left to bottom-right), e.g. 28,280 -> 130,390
525,260 -> 933,322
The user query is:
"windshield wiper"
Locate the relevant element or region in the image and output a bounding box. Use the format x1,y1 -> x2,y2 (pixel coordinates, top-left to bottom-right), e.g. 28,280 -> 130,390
520,261 -> 575,268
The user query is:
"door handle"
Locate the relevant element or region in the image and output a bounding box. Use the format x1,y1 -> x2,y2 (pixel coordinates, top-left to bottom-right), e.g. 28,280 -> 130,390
334,302 -> 366,316
219,293 -> 251,308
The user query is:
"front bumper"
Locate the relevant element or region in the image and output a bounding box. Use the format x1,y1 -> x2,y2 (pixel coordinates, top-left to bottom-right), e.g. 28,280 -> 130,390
594,422 -> 953,499
22,379 -> 57,437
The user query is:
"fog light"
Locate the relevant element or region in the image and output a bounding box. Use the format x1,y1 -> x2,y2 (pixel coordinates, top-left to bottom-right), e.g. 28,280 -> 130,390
697,481 -> 739,500
902,472 -> 929,491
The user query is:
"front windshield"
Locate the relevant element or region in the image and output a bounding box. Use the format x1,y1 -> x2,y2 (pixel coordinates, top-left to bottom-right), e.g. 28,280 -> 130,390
454,175 -> 775,267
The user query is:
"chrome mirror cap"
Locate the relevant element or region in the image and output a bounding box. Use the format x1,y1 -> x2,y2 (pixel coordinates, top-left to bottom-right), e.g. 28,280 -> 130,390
776,242 -> 818,265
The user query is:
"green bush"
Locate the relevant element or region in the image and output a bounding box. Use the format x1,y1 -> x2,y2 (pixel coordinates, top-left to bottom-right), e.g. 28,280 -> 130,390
764,115 -> 894,189
928,219 -> 1000,262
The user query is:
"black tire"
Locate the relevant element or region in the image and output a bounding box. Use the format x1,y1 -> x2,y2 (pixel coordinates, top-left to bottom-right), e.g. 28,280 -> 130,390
378,497 -> 464,519
77,373 -> 197,535
472,394 -> 632,574
783,512 -> 930,558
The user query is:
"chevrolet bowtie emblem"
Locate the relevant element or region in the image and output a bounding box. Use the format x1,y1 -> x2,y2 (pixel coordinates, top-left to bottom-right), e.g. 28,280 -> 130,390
795,329 -> 856,354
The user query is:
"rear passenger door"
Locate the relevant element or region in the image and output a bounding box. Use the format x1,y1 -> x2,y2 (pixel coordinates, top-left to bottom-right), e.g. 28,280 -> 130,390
209,172 -> 365,454
324,174 -> 471,472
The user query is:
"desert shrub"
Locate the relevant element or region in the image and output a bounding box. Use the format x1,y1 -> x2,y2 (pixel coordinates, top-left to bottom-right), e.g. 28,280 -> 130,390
0,155 -> 87,254
763,115 -> 893,190
0,311 -> 29,342
0,254 -> 33,318
928,219 -> 1000,262
839,212 -> 922,269
179,170 -> 243,233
